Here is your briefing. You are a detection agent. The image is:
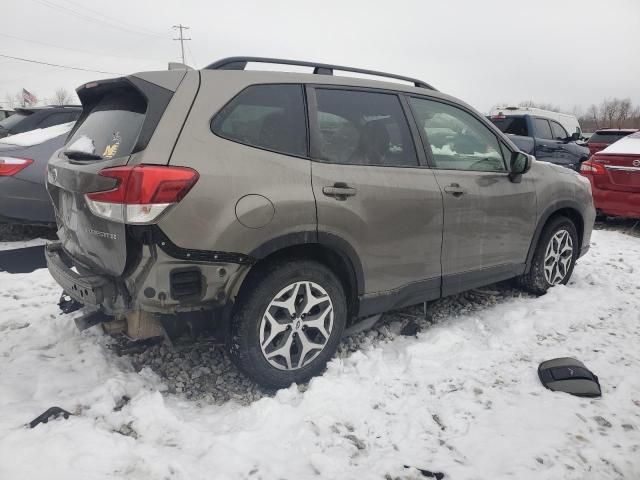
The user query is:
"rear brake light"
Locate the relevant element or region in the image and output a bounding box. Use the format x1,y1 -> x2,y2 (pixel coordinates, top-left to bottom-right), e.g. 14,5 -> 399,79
491,115 -> 506,120
0,157 -> 33,176
580,160 -> 606,175
85,165 -> 199,224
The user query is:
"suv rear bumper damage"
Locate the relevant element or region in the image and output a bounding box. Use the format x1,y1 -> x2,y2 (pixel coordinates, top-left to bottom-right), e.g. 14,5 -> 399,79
46,240 -> 251,318
46,243 -> 121,309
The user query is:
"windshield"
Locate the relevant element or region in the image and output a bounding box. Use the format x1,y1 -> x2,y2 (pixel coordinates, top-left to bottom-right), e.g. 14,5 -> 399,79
0,112 -> 30,131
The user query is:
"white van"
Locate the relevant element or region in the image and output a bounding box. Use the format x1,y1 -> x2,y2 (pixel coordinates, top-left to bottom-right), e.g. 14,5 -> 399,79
490,106 -> 583,138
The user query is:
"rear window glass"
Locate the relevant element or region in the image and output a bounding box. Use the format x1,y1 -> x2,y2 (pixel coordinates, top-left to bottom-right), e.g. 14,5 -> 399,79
588,132 -> 634,144
489,116 -> 528,136
211,84 -> 307,157
66,89 -> 146,159
0,112 -> 30,131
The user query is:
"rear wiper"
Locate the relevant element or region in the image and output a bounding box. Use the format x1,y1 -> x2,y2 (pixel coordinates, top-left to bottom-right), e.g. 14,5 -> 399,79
64,150 -> 103,161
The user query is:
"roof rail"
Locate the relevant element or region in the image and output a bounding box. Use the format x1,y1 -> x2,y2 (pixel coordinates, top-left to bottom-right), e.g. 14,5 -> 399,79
204,56 -> 436,90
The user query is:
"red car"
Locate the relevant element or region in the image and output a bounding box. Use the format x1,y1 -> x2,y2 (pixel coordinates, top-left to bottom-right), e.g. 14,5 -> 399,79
586,128 -> 638,156
581,132 -> 640,219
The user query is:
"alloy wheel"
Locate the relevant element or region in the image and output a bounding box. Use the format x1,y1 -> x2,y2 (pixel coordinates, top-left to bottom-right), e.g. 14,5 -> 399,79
543,229 -> 574,285
259,281 -> 334,371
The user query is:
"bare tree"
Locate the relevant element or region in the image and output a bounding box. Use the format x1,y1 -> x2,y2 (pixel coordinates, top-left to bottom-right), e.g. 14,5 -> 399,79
3,94 -> 16,109
616,98 -> 632,128
587,104 -> 599,130
601,98 -> 619,128
52,88 -> 72,106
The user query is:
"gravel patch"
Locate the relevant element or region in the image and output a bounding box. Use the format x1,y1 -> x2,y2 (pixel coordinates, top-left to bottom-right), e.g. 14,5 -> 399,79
118,282 -> 527,405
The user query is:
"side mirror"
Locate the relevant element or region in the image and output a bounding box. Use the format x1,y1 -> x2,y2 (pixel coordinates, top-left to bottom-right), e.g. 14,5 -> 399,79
570,132 -> 580,141
510,152 -> 531,181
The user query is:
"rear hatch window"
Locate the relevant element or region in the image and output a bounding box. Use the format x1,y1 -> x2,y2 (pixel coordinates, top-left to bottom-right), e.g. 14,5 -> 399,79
66,89 -> 146,160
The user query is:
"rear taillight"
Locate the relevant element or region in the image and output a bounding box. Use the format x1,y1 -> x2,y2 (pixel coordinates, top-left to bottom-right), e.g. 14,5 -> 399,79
0,157 -> 33,176
580,160 -> 606,175
85,165 -> 199,224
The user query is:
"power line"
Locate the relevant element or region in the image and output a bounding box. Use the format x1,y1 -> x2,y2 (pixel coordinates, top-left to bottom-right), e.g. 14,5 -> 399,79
0,53 -> 122,75
0,32 -> 166,62
173,24 -> 191,65
29,0 -> 169,40
186,42 -> 198,69
59,0 -> 167,38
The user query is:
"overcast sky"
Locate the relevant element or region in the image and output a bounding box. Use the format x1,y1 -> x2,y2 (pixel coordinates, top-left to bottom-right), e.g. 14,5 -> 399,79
2,0 -> 639,113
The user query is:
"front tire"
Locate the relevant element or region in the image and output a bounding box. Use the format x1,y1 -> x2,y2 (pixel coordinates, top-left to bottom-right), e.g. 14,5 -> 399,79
518,216 -> 579,295
227,260 -> 346,389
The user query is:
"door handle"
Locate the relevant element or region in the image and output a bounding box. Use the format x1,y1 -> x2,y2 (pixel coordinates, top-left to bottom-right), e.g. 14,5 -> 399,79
443,183 -> 465,197
323,184 -> 357,200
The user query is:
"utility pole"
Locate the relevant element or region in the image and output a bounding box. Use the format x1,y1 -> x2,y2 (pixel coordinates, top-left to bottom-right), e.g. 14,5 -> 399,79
172,24 -> 191,65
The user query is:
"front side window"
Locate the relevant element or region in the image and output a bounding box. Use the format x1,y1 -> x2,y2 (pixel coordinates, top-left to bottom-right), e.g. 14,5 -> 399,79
211,84 -> 307,157
533,118 -> 553,139
313,89 -> 418,167
409,97 -> 505,172
550,121 -> 568,140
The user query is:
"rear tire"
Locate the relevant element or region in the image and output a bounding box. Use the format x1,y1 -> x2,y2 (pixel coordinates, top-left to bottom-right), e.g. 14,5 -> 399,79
227,259 -> 346,389
518,216 -> 579,295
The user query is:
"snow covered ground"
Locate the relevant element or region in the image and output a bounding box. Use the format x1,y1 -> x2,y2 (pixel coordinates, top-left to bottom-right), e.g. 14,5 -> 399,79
0,228 -> 639,480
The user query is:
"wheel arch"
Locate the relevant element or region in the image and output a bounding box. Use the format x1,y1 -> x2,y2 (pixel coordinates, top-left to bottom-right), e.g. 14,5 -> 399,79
233,232 -> 363,322
525,202 -> 585,273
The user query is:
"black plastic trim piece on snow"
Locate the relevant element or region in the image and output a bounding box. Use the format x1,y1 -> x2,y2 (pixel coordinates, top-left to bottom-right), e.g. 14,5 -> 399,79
28,407 -> 73,428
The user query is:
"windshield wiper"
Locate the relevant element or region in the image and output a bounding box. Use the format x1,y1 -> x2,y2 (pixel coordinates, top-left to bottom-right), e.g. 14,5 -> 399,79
64,150 -> 103,161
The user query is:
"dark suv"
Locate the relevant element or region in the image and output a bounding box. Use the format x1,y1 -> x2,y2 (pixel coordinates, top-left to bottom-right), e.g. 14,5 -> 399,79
45,57 -> 595,388
0,105 -> 81,138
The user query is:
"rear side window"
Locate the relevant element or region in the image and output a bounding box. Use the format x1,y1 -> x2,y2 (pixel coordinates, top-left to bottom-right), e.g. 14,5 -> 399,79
533,118 -> 553,139
211,84 -> 307,157
550,121 -> 568,140
67,89 -> 146,159
312,89 -> 418,167
490,116 -> 528,136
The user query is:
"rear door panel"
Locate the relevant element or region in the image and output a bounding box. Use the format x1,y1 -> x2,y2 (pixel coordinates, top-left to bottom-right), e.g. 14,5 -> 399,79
312,162 -> 443,294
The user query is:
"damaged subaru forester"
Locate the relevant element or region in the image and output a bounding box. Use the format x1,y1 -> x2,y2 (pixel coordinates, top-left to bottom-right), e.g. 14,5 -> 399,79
46,57 -> 595,388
